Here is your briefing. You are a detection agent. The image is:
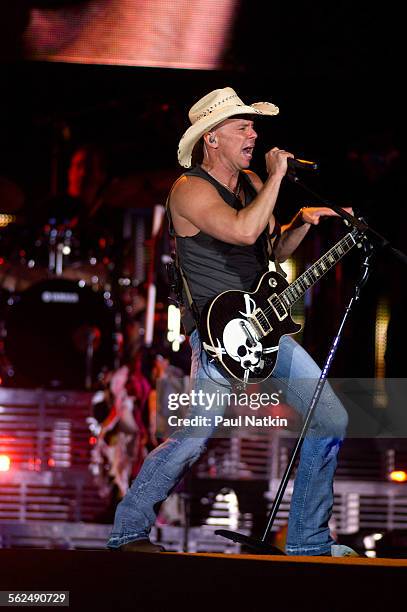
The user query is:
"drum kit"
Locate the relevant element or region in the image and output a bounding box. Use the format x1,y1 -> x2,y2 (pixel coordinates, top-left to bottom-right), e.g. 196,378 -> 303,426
0,214 -> 120,389
0,170 -> 176,391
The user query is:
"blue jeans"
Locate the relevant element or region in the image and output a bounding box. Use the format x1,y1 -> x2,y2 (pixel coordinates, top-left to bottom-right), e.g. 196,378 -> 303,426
107,330 -> 348,555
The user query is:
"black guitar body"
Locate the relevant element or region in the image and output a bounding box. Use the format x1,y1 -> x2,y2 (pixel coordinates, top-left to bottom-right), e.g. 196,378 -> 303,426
199,271 -> 301,384
198,229 -> 358,384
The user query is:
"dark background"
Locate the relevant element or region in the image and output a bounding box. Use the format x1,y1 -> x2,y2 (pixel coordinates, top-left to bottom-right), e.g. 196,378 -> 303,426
0,0 -> 405,379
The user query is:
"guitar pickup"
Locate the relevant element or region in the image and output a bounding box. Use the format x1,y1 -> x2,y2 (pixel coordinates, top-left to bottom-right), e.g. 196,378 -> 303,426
251,308 -> 273,335
268,294 -> 288,321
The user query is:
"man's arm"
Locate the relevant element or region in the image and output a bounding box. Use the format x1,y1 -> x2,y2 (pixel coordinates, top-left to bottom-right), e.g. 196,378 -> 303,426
245,171 -> 353,262
274,207 -> 353,262
170,148 -> 291,246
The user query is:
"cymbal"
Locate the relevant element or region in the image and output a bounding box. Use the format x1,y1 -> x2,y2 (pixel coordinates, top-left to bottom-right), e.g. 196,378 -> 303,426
0,177 -> 25,213
103,168 -> 179,208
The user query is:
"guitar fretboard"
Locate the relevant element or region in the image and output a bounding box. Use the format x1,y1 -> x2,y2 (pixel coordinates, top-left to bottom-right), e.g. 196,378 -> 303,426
278,230 -> 358,308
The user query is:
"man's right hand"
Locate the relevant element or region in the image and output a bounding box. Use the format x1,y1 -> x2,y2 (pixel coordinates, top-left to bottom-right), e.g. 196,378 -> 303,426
265,147 -> 294,178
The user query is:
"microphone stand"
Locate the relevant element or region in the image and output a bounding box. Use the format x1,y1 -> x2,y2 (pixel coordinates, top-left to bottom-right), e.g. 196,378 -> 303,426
289,171 -> 407,267
215,168 -> 407,555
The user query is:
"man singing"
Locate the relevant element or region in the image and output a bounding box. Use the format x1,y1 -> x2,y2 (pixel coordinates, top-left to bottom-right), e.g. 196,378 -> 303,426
108,87 -> 357,557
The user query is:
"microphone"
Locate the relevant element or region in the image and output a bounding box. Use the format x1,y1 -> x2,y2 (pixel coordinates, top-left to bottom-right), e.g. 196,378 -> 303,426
287,158 -> 319,172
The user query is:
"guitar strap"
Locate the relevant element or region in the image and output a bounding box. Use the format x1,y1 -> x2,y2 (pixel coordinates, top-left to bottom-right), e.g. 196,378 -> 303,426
272,258 -> 287,278
241,171 -> 287,280
174,243 -> 201,327
165,182 -> 202,330
269,233 -> 287,279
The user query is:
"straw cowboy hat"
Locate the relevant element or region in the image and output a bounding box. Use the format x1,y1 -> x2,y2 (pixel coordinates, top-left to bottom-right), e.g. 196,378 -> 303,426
177,87 -> 279,168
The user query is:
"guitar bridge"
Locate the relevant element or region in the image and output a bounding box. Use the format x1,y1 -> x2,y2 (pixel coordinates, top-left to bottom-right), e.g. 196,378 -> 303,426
251,308 -> 273,335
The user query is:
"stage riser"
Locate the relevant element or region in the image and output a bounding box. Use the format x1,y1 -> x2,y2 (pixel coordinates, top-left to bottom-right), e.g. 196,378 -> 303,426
0,523 -> 241,553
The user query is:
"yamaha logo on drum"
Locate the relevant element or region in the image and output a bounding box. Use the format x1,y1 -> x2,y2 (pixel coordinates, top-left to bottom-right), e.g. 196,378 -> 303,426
41,291 -> 80,304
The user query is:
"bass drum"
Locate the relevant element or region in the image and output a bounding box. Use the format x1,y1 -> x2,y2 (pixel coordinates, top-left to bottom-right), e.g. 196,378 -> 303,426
5,279 -> 115,389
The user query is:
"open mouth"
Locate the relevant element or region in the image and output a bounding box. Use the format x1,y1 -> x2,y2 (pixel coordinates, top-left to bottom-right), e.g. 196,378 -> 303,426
242,146 -> 254,160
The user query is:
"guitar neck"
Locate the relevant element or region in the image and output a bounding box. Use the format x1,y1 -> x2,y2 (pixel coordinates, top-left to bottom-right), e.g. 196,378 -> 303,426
280,229 -> 359,307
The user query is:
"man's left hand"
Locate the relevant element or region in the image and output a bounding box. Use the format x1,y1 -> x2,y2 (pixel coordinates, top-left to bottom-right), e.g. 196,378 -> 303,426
300,206 -> 353,225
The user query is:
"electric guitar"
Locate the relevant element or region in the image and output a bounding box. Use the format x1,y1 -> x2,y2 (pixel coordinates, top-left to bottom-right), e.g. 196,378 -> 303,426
199,228 -> 361,384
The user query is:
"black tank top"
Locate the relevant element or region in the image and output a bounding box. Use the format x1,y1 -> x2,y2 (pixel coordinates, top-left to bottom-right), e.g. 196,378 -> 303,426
167,165 -> 270,333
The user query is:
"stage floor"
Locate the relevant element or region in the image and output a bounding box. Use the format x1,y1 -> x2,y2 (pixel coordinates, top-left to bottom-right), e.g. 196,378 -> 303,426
1,549 -> 406,611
